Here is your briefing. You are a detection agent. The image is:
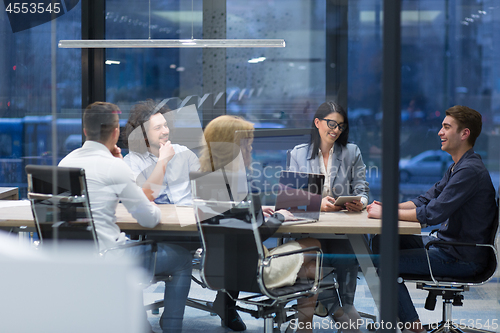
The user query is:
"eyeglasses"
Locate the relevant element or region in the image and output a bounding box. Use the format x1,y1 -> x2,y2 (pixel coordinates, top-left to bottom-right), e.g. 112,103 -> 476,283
320,119 -> 347,132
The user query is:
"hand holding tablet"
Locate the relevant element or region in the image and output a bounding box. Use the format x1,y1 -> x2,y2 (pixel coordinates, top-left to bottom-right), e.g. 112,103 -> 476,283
333,196 -> 362,207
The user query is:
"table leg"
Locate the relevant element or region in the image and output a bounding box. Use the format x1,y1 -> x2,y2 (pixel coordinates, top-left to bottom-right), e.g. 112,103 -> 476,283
347,234 -> 380,312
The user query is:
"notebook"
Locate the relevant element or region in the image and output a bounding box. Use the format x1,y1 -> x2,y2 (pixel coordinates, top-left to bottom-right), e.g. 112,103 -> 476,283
274,170 -> 325,225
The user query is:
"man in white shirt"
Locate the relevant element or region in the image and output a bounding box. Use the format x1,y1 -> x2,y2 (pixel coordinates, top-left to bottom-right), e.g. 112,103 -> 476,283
59,102 -> 191,333
123,99 -> 200,205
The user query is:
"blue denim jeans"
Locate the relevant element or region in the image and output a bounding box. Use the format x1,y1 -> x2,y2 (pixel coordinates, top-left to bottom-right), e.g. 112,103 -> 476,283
126,241 -> 192,333
397,235 -> 482,323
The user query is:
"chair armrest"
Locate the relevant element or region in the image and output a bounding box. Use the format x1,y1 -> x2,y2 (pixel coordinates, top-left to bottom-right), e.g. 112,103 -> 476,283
260,246 -> 323,299
423,239 -> 496,285
428,228 -> 439,236
425,239 -> 487,250
264,246 -> 321,263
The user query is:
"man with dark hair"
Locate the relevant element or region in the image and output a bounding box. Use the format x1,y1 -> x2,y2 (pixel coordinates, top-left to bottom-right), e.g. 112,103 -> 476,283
124,99 -> 200,205
82,101 -> 121,142
59,102 -> 192,333
367,105 -> 497,332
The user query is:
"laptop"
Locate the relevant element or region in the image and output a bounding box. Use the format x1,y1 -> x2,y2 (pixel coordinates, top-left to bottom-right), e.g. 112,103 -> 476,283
190,170 -> 265,227
274,171 -> 324,225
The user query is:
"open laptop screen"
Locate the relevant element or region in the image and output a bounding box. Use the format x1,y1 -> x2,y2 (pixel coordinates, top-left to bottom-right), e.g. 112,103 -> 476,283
274,171 -> 324,220
190,170 -> 265,227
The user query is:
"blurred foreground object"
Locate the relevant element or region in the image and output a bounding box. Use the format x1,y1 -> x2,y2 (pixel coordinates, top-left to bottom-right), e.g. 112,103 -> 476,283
0,231 -> 146,333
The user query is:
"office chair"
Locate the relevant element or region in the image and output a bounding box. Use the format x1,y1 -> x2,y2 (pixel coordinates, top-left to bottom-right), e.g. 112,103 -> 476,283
26,165 -> 98,249
399,204 -> 499,333
25,165 -> 171,315
191,170 -> 335,333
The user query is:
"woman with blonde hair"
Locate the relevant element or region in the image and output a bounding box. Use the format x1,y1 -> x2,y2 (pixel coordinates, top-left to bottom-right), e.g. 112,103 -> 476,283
199,115 -> 254,172
200,115 -> 321,333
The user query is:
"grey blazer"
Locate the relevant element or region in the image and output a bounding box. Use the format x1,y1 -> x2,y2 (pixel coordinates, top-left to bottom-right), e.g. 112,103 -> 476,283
288,142 -> 369,199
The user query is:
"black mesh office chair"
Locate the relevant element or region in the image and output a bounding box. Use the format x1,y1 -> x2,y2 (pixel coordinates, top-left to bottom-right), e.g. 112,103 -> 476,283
191,170 -> 335,333
26,164 -> 171,315
26,165 -> 98,249
399,203 -> 499,333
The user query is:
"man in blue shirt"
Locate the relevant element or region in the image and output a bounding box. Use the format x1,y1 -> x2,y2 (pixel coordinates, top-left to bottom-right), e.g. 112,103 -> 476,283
367,105 -> 497,332
123,99 -> 200,205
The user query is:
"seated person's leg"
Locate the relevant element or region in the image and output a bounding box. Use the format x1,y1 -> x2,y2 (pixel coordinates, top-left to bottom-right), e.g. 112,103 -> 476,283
368,235 -> 427,332
213,290 -> 246,331
372,234 -> 424,254
154,243 -> 192,333
296,237 -> 322,333
336,264 -> 358,307
319,238 -> 362,330
339,265 -> 362,324
397,238 -> 431,332
316,268 -> 341,316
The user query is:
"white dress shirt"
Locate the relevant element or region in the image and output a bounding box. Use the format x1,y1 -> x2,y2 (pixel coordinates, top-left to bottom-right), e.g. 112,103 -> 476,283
59,140 -> 161,251
124,144 -> 200,206
318,146 -> 334,197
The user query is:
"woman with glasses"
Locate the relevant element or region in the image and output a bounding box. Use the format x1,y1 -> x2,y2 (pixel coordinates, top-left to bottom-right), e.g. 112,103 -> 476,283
288,101 -> 369,331
289,101 -> 369,211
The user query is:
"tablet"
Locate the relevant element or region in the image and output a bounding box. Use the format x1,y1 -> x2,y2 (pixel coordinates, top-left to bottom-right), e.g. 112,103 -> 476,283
333,196 -> 362,207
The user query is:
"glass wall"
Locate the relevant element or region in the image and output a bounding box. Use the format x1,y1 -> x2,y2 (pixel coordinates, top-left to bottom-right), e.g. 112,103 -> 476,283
347,0 -> 500,202
0,2 -> 82,197
1,0 -> 498,329
102,0 -> 500,203
2,2 -> 499,200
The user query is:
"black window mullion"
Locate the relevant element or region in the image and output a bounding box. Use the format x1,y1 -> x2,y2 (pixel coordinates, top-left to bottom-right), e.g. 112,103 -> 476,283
380,0 -> 402,331
81,0 -> 105,112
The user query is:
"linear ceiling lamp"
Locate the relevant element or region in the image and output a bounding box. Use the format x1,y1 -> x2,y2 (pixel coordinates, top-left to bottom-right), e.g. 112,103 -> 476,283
58,39 -> 286,48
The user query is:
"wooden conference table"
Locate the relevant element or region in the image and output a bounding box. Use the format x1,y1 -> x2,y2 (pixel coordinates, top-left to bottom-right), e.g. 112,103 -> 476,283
0,200 -> 420,310
0,200 -> 421,236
